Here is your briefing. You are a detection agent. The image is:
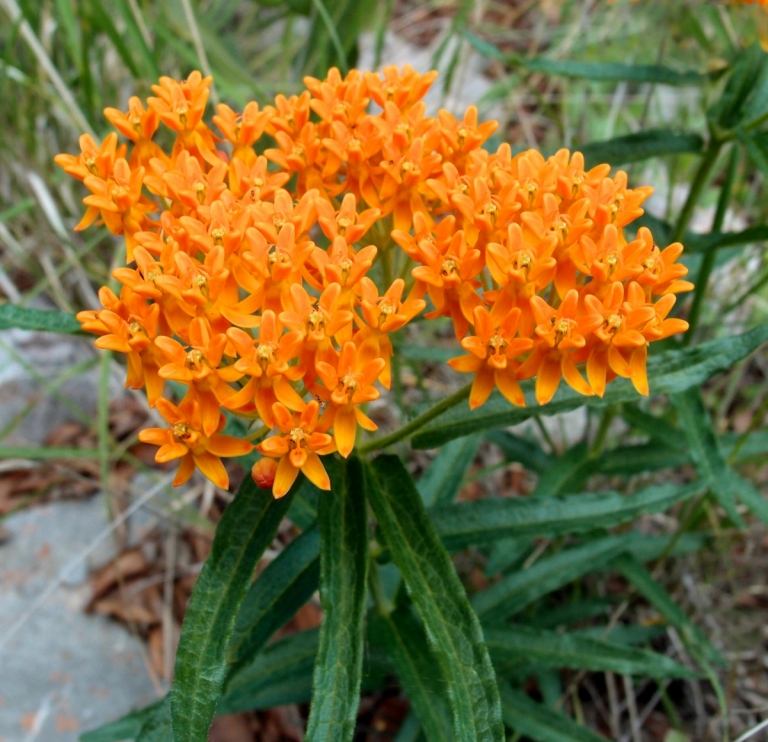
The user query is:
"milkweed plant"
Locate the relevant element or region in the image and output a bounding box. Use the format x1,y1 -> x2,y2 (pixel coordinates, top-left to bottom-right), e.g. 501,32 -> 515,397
40,38 -> 768,740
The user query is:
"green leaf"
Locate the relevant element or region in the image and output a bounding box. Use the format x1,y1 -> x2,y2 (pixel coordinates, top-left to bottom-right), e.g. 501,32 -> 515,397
531,442 -> 591,498
169,478 -> 293,741
413,325 -> 768,449
221,629 -> 318,714
305,457 -> 368,742
136,700 -> 171,742
0,304 -> 82,334
617,555 -> 722,666
0,446 -> 99,460
369,609 -> 453,741
79,700 -> 167,742
487,625 -> 694,678
486,430 -> 548,473
461,31 -> 705,86
222,625 -> 393,715
228,524 -> 320,672
418,434 -> 480,507
473,537 -> 627,622
742,131 -> 768,179
580,129 -> 704,166
596,443 -> 688,475
672,389 -> 743,525
683,223 -> 768,254
520,58 -> 706,86
432,482 -> 701,550
501,687 -> 608,742
710,44 -> 768,130
365,455 -> 503,741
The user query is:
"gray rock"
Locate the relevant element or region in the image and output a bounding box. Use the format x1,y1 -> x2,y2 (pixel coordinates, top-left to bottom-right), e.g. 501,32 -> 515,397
0,498 -> 159,742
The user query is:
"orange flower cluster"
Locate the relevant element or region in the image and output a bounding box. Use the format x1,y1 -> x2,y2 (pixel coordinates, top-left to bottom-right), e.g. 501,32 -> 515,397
58,66 -> 692,496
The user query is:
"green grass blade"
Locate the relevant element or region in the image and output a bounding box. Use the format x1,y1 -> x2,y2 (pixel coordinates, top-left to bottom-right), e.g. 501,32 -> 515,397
365,455 -> 503,741
413,325 -> 768,449
305,456 -> 368,742
169,479 -> 293,740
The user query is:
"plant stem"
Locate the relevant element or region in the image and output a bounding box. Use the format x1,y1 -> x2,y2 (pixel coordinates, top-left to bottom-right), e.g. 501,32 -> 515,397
685,144 -> 739,343
589,405 -> 617,458
359,383 -> 471,453
671,139 -> 723,243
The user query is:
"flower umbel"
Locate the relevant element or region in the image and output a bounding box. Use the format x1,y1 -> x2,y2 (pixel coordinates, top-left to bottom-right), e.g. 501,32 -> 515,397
60,66 -> 692,497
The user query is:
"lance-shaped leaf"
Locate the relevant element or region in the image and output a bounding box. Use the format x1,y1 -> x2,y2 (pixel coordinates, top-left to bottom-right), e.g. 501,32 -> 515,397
228,525 -> 320,672
418,433 -> 481,507
221,629 -> 319,714
581,129 -> 704,166
617,555 -> 722,666
487,626 -> 694,678
79,700 -> 168,742
473,537 -> 627,622
365,455 -> 503,741
673,389 -> 744,525
432,482 -> 701,550
413,326 -> 768,449
461,31 -> 706,86
305,457 -> 369,742
369,609 -> 453,741
0,304 -> 83,334
169,478 -> 293,740
501,687 -> 609,742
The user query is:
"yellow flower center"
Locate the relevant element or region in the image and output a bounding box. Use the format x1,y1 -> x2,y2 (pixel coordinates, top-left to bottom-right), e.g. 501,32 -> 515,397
289,427 -> 306,449
308,308 -> 325,334
185,349 -> 204,368
440,257 -> 459,279
488,333 -> 507,355
173,422 -> 192,440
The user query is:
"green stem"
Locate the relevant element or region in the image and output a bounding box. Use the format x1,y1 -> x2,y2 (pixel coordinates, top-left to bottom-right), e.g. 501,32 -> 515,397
367,558 -> 393,616
589,405 -> 617,458
671,139 -> 723,243
359,383 -> 471,453
685,144 -> 740,343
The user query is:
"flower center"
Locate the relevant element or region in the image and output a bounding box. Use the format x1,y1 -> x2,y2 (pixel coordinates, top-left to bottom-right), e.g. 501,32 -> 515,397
173,422 -> 192,441
185,349 -> 204,368
289,427 -> 306,449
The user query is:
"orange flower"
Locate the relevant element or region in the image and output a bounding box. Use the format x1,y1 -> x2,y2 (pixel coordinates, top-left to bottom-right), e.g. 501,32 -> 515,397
521,290 -> 601,404
448,302 -> 534,409
138,395 -> 252,489
257,401 -> 335,498
315,341 -> 384,456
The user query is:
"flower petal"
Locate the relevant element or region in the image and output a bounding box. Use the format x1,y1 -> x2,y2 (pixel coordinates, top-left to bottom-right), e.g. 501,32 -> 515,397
301,451 -> 330,491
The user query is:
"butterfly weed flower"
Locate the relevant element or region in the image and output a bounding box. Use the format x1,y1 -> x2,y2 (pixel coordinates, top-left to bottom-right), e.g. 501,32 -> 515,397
59,66 -> 692,498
